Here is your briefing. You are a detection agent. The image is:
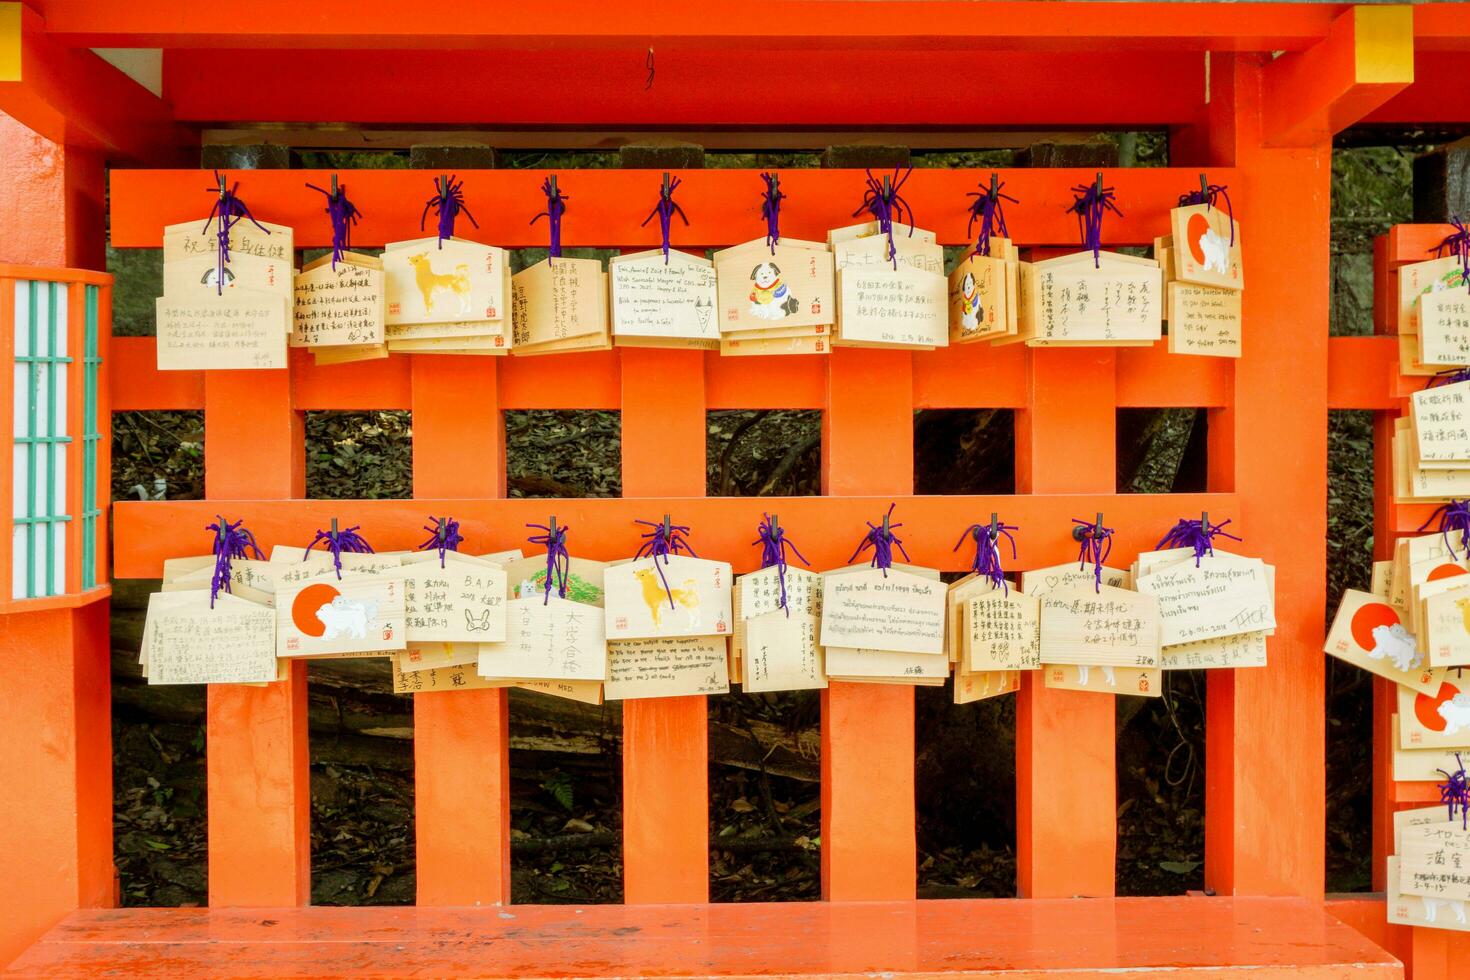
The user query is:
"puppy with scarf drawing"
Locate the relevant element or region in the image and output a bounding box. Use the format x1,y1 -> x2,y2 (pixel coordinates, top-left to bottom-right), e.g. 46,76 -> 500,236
749,261 -> 800,320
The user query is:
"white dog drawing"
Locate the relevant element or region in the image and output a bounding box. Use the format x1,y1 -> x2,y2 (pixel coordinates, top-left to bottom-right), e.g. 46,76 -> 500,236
958,271 -> 982,331
1076,664 -> 1116,687
1439,693 -> 1470,735
1198,227 -> 1230,275
1423,897 -> 1468,925
748,262 -> 800,321
1367,622 -> 1424,672
315,596 -> 379,641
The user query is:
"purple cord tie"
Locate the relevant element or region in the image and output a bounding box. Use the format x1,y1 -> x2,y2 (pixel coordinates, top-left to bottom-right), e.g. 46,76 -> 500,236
306,523 -> 375,580
954,520 -> 1018,594
1429,368 -> 1470,388
1155,517 -> 1242,567
305,178 -> 362,270
526,521 -> 572,604
1439,754 -> 1470,830
1177,182 -> 1236,247
1435,216 -> 1470,294
634,517 -> 698,607
1073,517 -> 1115,593
206,516 -> 264,608
760,172 -> 784,254
421,175 -> 479,249
416,515 -> 463,569
202,170 -> 270,296
966,177 -> 1018,258
640,176 -> 689,264
754,514 -> 810,616
852,168 -> 914,270
1418,499 -> 1470,558
847,503 -> 911,578
1068,177 -> 1122,269
531,177 -> 568,259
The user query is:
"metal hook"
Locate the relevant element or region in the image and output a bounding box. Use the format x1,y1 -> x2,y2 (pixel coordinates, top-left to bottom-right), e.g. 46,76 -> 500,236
1199,172 -> 1209,200
1072,512 -> 1104,542
439,174 -> 448,199
989,172 -> 998,198
1201,511 -> 1209,531
769,514 -> 780,538
989,512 -> 999,540
882,175 -> 892,200
548,174 -> 557,198
437,517 -> 446,542
662,513 -> 672,538
330,173 -> 338,196
1095,171 -> 1104,198
881,509 -> 891,538
769,173 -> 779,197
331,517 -> 338,536
218,173 -> 227,199
548,515 -> 557,538
661,172 -> 672,200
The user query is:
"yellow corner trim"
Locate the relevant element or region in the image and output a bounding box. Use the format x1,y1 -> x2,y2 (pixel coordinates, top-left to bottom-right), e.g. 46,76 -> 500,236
1354,4 -> 1414,85
0,3 -> 19,83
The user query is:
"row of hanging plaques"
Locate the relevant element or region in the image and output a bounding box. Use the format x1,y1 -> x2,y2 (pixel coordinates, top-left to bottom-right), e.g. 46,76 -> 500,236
141,510 -> 1274,706
152,169 -> 1244,370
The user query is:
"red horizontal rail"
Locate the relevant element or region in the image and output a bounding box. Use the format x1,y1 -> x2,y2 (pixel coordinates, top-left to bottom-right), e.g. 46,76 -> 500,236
1327,336 -> 1398,411
113,492 -> 1234,579
110,168 -> 1234,251
41,2 -> 1342,50
107,338 -> 1245,413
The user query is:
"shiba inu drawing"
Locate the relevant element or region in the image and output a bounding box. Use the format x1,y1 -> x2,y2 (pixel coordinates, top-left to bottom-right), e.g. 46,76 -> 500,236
407,252 -> 472,315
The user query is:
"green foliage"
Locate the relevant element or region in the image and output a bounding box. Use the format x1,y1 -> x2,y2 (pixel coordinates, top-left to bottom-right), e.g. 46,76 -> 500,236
541,772 -> 575,812
305,411 -> 413,500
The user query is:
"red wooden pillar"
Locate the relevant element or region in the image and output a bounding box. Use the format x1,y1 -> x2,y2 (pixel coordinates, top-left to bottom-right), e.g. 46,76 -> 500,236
1014,347 -> 1118,898
821,347 -> 916,900
619,346 -> 710,903
0,121 -> 112,965
411,354 -> 512,904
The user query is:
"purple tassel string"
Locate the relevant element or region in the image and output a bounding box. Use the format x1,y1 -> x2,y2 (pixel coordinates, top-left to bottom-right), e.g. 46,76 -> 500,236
531,177 -> 568,259
954,519 -> 1018,594
760,172 -> 785,254
1068,175 -> 1122,269
1429,367 -> 1470,388
634,516 -> 698,607
1155,516 -> 1242,567
966,176 -> 1018,258
1073,516 -> 1114,593
304,177 -> 362,270
754,514 -> 809,616
206,516 -> 264,608
1438,754 -> 1470,830
1177,179 -> 1236,247
1418,499 -> 1470,558
641,175 -> 689,264
526,520 -> 572,604
847,503 -> 910,578
1434,216 -> 1470,294
202,170 -> 270,295
416,515 -> 463,569
852,167 -> 914,269
306,522 -> 375,580
421,174 -> 479,249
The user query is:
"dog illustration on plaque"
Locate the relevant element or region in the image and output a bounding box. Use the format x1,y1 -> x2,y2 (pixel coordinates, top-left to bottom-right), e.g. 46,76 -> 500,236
634,568 -> 702,630
1424,898 -> 1469,925
1188,213 -> 1231,276
465,608 -> 494,633
316,596 -> 379,641
749,262 -> 800,321
958,271 -> 983,331
1367,620 -> 1425,672
1076,664 -> 1117,687
407,253 -> 472,315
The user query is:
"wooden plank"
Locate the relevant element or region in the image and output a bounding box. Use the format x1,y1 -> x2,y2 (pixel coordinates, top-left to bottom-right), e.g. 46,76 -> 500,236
112,494 -> 1235,579
1015,347 -> 1117,899
109,169 -> 1236,250
821,347 -> 916,901
7,897 -> 1403,979
618,347 -> 709,904
202,364 -> 310,906
409,354 -> 510,906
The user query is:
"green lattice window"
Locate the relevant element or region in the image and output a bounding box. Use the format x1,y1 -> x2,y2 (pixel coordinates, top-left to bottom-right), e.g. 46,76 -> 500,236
81,285 -> 100,590
11,280 -> 71,599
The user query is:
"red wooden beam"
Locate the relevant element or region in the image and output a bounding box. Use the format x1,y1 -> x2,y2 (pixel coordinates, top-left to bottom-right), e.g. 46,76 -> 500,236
113,493 -> 1236,578
0,5 -> 187,164
1327,336 -> 1398,411
38,2 -> 1344,51
156,48 -> 1207,127
110,168 -> 1235,250
1261,5 -> 1414,148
